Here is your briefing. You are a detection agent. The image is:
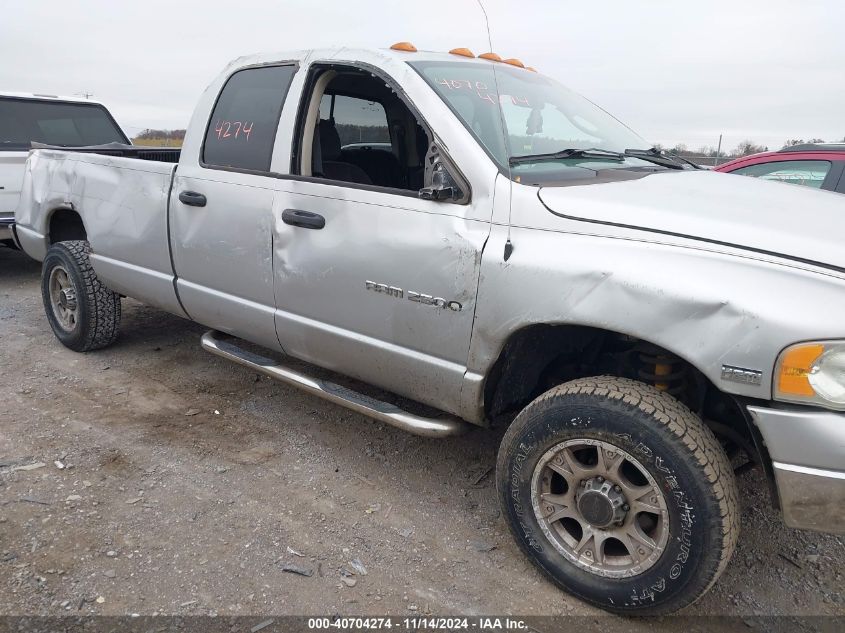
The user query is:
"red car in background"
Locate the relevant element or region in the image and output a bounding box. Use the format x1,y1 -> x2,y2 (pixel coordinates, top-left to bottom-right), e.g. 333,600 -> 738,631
715,143 -> 845,193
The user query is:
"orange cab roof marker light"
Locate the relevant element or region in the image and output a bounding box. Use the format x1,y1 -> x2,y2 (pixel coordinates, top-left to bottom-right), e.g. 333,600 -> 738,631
478,52 -> 502,62
503,58 -> 525,68
390,42 -> 417,52
449,47 -> 475,58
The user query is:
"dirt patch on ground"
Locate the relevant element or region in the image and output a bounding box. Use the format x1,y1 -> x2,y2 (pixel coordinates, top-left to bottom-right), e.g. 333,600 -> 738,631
1,247 -> 842,621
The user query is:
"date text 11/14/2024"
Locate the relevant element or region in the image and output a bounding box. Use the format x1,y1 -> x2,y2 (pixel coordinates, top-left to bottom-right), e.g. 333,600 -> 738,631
306,616 -> 530,630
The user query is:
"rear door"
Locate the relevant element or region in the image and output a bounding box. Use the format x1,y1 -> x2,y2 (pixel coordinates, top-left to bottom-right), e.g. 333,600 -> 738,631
170,64 -> 297,352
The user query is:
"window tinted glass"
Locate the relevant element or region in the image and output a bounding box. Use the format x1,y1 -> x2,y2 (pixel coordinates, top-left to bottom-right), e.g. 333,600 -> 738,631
203,65 -> 296,171
319,94 -> 390,146
0,98 -> 128,150
732,160 -> 831,188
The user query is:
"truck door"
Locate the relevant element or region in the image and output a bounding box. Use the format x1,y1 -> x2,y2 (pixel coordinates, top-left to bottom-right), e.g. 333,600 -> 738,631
170,64 -> 297,353
272,63 -> 492,415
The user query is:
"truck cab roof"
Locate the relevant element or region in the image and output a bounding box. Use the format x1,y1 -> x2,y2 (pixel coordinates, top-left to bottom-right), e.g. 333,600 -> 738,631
224,46 -> 535,74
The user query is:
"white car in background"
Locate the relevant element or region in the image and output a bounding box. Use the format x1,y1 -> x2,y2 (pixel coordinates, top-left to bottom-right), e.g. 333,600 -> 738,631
0,92 -> 129,246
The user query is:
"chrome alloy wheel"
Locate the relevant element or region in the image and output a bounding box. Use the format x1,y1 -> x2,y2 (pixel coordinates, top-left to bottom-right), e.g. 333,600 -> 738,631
48,264 -> 79,333
531,438 -> 670,578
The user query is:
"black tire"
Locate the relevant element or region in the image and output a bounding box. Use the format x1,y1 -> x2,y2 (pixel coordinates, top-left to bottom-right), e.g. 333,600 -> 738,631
497,376 -> 739,615
41,240 -> 121,352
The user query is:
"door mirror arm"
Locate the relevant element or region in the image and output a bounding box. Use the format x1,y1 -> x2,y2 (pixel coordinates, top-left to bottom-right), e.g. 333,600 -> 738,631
419,185 -> 457,201
419,144 -> 469,204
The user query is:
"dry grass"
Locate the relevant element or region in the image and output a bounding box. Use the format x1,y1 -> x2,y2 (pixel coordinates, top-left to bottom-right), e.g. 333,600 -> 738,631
132,137 -> 183,147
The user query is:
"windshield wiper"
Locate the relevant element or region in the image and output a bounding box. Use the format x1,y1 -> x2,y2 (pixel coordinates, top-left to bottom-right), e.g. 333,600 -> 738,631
624,147 -> 699,170
508,147 -> 625,166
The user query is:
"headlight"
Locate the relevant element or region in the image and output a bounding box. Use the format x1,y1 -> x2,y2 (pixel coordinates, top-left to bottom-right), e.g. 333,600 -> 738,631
774,341 -> 845,410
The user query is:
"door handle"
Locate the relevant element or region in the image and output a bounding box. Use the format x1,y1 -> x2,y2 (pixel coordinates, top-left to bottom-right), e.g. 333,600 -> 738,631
282,208 -> 325,230
178,190 -> 207,207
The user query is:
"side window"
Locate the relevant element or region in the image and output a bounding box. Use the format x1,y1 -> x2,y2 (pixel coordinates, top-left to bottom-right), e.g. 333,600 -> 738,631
300,68 -> 433,192
203,65 -> 296,172
732,160 -> 831,189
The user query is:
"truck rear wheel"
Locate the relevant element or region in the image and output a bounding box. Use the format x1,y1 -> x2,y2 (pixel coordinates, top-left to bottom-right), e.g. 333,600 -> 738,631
41,240 -> 121,352
496,376 -> 739,615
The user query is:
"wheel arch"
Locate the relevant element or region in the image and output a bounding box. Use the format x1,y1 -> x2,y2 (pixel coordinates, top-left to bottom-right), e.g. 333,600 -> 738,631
481,322 -> 764,467
47,206 -> 87,244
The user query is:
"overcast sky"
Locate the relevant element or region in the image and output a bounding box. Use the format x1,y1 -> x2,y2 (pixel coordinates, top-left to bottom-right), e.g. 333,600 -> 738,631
2,0 -> 842,152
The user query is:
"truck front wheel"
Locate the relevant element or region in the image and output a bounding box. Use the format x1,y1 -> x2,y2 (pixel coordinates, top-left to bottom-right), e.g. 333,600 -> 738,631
496,376 -> 739,615
41,240 -> 121,352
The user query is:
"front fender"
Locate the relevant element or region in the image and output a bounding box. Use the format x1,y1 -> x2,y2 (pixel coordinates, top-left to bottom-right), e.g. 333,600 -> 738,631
465,223 -> 845,416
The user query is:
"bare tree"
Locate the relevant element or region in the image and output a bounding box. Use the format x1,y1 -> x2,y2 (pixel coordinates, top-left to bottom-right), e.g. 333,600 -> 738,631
734,140 -> 767,156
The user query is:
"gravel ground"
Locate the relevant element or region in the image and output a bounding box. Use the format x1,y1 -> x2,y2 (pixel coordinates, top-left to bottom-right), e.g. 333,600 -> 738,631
1,246 -> 843,622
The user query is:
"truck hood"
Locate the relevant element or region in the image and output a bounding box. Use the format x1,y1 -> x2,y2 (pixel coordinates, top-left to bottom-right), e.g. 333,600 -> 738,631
538,170 -> 845,272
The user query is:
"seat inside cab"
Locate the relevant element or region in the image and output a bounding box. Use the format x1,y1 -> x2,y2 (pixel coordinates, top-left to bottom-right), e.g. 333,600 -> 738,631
300,68 -> 431,192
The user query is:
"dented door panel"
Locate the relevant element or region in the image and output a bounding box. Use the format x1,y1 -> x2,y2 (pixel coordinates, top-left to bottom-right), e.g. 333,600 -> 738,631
272,178 -> 491,415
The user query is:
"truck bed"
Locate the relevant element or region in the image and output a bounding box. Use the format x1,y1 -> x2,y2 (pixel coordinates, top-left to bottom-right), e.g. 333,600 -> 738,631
14,148 -> 186,316
30,141 -> 180,163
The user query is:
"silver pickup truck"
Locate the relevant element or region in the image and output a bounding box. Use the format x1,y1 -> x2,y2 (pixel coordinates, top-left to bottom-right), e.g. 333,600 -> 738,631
13,46 -> 845,614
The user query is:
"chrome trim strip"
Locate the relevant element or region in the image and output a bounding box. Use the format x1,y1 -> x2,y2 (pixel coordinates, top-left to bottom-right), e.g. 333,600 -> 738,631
201,330 -> 469,438
773,462 -> 845,480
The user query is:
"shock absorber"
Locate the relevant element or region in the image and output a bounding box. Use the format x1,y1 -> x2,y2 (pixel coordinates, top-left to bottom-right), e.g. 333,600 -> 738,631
636,347 -> 688,397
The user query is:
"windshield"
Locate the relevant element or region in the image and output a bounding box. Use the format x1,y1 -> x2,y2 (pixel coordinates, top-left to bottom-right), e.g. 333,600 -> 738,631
0,97 -> 128,150
410,61 -> 652,176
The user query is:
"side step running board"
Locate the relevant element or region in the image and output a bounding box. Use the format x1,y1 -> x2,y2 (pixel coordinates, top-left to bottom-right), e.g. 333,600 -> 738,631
200,330 -> 469,438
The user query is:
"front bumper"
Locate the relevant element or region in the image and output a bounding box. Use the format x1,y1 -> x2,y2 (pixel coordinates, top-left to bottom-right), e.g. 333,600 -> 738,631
748,405 -> 845,534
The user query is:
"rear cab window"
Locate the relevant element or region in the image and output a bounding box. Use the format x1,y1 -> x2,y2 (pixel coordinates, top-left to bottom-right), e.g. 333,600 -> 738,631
202,65 -> 297,172
0,97 -> 128,150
